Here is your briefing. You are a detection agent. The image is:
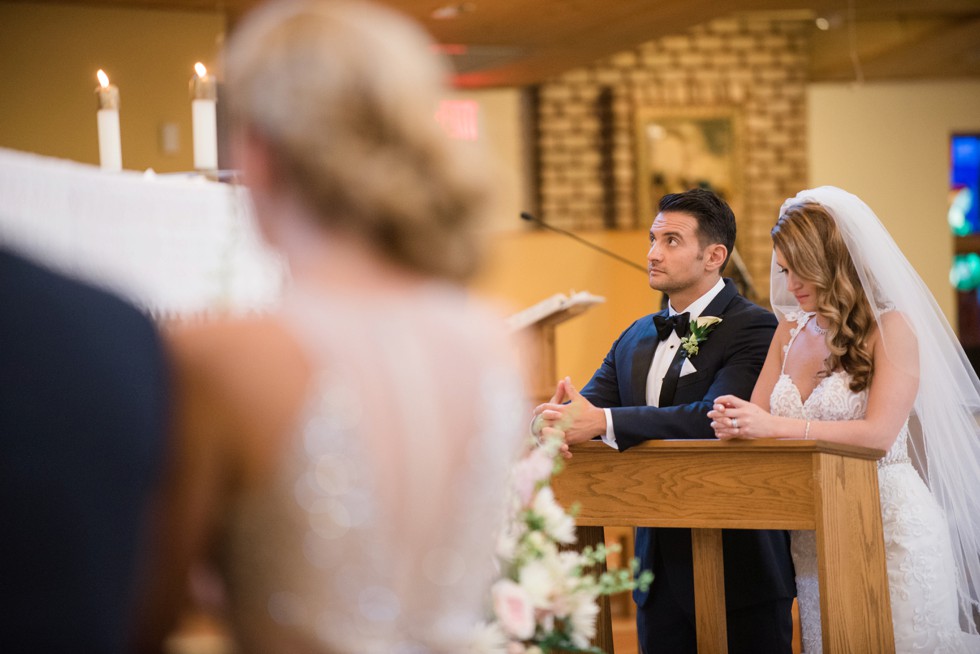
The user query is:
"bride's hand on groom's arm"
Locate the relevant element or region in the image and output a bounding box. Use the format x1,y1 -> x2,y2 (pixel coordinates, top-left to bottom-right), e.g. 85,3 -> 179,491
708,395 -> 777,440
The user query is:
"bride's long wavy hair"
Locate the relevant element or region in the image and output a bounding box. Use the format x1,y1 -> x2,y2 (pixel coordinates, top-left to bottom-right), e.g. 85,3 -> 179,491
772,202 -> 876,391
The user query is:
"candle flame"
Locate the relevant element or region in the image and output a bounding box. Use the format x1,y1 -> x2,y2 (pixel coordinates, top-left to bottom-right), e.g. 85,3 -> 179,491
194,62 -> 207,78
97,69 -> 109,88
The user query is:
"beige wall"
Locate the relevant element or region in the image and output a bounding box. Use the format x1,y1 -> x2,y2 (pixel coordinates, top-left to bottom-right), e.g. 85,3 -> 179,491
0,2 -> 225,172
473,228 -> 660,392
449,88 -> 531,233
807,79 -> 980,324
468,89 -> 657,389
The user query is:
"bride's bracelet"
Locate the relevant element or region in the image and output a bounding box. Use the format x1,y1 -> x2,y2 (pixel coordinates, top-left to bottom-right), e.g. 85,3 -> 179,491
803,420 -> 811,440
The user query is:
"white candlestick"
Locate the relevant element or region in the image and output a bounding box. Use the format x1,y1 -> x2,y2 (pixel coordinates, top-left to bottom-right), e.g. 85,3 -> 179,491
192,99 -> 217,170
95,69 -> 122,171
97,109 -> 122,171
190,63 -> 218,171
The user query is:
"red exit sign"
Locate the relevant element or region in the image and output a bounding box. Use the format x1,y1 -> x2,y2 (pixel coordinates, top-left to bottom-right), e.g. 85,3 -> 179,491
436,100 -> 479,141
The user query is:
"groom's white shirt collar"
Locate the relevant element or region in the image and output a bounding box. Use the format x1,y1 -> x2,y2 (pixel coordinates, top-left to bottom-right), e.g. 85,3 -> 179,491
667,277 -> 726,320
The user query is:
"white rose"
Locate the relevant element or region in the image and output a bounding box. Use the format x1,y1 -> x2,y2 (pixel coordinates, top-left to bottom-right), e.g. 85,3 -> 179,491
517,558 -> 554,608
469,621 -> 508,654
495,527 -> 519,562
522,529 -> 551,557
531,486 -> 576,544
568,593 -> 600,648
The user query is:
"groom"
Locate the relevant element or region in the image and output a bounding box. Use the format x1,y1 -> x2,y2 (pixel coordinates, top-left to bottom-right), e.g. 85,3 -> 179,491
534,189 -> 795,653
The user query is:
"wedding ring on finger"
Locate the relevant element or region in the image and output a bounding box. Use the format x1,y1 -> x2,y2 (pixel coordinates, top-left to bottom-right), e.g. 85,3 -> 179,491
731,417 -> 738,430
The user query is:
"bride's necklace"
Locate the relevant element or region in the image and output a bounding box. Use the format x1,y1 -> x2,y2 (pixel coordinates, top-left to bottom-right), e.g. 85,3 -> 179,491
809,314 -> 828,335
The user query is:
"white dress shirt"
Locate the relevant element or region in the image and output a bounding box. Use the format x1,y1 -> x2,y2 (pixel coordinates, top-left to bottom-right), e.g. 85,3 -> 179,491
601,278 -> 725,449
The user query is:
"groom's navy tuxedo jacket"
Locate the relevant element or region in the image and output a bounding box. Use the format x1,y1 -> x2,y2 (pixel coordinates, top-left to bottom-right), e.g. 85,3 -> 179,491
581,278 -> 796,614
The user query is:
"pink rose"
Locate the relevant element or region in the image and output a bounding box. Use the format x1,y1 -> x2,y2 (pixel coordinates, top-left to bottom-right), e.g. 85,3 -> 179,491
492,579 -> 535,640
512,446 -> 554,506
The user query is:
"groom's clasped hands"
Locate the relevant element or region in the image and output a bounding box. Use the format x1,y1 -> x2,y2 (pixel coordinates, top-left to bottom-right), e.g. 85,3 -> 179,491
531,377 -> 606,459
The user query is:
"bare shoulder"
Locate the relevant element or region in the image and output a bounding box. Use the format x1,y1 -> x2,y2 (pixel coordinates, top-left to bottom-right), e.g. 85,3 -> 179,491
871,310 -> 919,371
772,316 -> 795,345
166,313 -> 311,412
164,315 -> 313,485
178,310 -> 300,350
872,310 -> 918,347
877,309 -> 915,333
166,314 -> 300,361
775,317 -> 796,334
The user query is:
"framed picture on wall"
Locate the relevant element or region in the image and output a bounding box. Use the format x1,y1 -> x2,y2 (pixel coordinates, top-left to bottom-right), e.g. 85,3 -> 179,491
635,107 -> 758,300
634,107 -> 744,225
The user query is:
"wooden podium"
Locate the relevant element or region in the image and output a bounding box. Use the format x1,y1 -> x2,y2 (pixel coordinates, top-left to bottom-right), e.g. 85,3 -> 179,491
507,291 -> 604,403
552,439 -> 895,654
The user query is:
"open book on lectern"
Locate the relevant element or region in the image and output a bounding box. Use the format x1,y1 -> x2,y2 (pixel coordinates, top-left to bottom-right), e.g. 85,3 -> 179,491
506,291 -> 605,333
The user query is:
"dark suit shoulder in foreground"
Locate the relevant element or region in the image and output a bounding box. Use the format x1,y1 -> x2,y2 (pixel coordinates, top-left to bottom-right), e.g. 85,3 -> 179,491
0,249 -> 169,654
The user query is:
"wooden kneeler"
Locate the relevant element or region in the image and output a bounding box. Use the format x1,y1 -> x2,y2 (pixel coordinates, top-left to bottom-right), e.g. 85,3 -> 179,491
553,439 -> 894,654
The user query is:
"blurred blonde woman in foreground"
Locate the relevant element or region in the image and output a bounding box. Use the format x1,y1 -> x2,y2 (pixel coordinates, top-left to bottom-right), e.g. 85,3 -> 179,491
137,1 -> 526,651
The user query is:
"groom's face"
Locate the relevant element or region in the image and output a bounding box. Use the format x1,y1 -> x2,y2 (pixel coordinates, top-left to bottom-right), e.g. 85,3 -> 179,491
647,211 -> 710,296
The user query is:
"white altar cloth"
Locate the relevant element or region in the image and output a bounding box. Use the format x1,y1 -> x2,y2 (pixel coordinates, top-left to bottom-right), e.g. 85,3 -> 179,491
0,148 -> 285,317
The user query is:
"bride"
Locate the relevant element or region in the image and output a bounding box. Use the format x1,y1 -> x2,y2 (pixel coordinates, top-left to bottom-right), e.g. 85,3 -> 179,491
707,187 -> 980,652
135,1 -> 526,652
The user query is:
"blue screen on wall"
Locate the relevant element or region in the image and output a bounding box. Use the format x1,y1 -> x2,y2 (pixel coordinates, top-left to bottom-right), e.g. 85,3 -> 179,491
951,134 -> 980,236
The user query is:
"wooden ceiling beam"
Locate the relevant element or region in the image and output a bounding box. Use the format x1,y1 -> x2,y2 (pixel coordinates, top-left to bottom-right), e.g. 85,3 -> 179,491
8,0 -> 980,85
811,17 -> 980,81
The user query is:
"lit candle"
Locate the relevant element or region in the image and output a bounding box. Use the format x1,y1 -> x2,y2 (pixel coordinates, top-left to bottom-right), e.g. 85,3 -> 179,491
95,69 -> 122,171
190,62 -> 218,171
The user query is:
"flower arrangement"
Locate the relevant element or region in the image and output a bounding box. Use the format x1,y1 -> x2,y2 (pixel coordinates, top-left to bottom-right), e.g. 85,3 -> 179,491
679,316 -> 722,358
482,434 -> 652,654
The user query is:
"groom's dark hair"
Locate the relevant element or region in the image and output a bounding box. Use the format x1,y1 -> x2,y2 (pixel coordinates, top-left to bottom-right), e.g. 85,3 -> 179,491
659,188 -> 736,269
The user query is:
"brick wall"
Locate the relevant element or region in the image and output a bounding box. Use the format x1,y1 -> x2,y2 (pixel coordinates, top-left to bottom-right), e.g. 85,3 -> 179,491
535,15 -> 811,294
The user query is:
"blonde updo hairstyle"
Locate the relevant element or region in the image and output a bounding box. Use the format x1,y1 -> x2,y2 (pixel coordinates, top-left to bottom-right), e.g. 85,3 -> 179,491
771,203 -> 877,391
224,0 -> 489,282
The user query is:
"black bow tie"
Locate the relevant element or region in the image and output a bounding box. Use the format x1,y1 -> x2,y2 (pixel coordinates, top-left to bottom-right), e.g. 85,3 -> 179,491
653,312 -> 690,341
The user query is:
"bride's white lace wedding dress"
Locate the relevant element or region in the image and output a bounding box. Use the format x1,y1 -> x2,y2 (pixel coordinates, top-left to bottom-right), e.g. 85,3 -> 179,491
215,284 -> 527,653
771,313 -> 980,653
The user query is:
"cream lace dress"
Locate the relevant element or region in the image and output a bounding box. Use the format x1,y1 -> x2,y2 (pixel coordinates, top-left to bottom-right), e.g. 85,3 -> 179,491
215,284 -> 527,653
771,312 -> 980,653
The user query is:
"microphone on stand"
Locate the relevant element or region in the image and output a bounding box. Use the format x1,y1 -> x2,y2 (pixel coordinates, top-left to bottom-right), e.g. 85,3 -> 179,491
519,212 -> 647,273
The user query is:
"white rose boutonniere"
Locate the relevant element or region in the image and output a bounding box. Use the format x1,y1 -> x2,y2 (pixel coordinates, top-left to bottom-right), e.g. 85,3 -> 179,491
679,316 -> 722,358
